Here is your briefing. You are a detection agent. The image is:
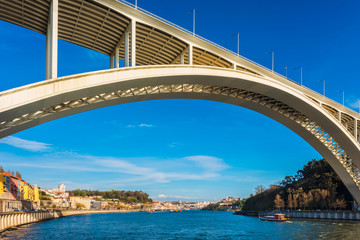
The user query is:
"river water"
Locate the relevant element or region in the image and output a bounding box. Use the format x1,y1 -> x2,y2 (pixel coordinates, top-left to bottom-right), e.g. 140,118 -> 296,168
2,211 -> 360,239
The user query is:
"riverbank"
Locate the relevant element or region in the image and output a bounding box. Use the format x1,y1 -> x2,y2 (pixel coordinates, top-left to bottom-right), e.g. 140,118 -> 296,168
0,209 -> 140,233
238,210 -> 360,221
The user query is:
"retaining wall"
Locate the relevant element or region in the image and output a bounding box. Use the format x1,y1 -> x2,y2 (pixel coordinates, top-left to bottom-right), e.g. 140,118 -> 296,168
0,209 -> 139,232
259,210 -> 360,220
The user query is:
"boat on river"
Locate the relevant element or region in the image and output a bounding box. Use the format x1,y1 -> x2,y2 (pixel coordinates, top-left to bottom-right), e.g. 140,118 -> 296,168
169,209 -> 182,213
259,213 -> 288,222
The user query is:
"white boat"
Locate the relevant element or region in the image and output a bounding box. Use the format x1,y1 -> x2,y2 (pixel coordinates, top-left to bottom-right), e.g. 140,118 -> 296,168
259,213 -> 289,222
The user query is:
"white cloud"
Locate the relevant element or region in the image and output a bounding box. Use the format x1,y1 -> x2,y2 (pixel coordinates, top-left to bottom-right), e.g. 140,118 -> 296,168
127,123 -> 154,128
168,142 -> 183,149
0,136 -> 52,152
158,194 -> 167,198
184,155 -> 229,172
138,124 -> 153,127
0,150 -> 231,186
93,158 -> 154,176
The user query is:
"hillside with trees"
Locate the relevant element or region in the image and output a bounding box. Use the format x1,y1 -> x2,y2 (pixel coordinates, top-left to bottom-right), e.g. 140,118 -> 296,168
68,190 -> 152,203
242,159 -> 353,211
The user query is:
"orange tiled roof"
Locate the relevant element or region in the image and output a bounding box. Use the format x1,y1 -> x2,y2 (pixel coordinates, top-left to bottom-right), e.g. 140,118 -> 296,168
1,172 -> 22,180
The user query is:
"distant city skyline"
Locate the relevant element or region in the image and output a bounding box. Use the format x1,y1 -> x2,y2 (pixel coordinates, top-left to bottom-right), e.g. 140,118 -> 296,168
0,0 -> 359,202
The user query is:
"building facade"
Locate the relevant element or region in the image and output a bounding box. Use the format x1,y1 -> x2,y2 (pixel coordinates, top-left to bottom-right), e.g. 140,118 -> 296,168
0,173 -> 39,212
69,196 -> 91,210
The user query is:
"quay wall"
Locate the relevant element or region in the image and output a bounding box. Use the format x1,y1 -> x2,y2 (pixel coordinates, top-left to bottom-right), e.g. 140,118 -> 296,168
0,209 -> 139,232
258,211 -> 360,220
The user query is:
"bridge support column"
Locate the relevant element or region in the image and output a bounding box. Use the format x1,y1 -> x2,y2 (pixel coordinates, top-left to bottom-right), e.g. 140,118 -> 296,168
124,27 -> 130,67
180,52 -> 184,64
110,54 -> 114,69
338,111 -> 342,122
131,20 -> 136,67
355,119 -> 358,142
45,0 -> 58,80
115,47 -> 119,68
188,44 -> 193,65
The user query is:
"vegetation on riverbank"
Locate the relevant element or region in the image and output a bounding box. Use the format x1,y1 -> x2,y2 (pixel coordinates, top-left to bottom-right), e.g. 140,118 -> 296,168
242,159 -> 353,211
203,199 -> 245,211
68,190 -> 152,203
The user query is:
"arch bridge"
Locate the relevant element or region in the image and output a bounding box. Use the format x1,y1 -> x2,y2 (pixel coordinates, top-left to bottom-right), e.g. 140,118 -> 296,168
1,0 -> 360,204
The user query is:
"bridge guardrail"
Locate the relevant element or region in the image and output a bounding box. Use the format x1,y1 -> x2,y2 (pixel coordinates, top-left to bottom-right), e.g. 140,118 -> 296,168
117,0 -> 300,86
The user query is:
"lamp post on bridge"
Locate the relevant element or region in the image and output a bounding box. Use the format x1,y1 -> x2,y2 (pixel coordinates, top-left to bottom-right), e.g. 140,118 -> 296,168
317,80 -> 325,96
294,66 -> 303,85
188,9 -> 195,36
232,33 -> 240,57
135,0 -> 137,9
265,51 -> 274,73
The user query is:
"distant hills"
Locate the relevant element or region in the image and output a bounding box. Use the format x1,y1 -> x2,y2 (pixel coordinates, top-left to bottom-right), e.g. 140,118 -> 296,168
68,189 -> 152,203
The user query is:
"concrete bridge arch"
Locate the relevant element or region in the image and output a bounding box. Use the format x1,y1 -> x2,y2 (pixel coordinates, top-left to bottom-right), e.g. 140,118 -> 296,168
0,65 -> 360,203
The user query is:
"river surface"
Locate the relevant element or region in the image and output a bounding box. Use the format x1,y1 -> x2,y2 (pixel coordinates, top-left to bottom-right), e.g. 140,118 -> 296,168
2,211 -> 360,239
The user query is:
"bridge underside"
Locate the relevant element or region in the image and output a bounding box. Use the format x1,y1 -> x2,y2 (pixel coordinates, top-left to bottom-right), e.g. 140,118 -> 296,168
0,66 -> 360,204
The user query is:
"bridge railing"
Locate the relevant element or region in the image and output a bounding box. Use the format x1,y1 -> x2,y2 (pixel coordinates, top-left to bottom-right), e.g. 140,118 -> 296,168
117,0 -> 300,85
117,1 -> 360,116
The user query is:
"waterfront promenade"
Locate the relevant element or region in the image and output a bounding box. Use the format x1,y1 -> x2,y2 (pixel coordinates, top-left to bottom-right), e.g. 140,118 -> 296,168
0,209 -> 139,233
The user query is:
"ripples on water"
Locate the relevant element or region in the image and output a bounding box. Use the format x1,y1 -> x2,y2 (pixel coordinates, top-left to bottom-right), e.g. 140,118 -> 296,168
2,211 -> 360,239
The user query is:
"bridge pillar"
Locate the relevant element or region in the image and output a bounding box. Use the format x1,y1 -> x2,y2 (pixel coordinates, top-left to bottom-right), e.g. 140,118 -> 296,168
188,44 -> 193,65
355,119 -> 358,142
180,52 -> 184,64
110,54 -> 114,69
115,47 -> 120,68
131,19 -> 136,67
124,27 -> 130,67
45,0 -> 58,80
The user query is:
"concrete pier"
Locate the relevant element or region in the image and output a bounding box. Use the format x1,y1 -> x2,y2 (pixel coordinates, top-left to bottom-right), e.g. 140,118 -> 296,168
0,209 -> 139,232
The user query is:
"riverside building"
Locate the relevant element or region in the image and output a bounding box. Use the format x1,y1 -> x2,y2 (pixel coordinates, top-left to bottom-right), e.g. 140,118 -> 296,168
0,172 -> 39,212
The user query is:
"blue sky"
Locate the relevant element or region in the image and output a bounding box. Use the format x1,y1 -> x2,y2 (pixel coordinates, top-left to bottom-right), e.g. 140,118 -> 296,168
0,0 -> 359,202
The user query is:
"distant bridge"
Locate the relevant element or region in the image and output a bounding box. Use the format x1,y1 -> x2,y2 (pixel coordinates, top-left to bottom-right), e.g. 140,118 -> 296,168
0,0 -> 360,204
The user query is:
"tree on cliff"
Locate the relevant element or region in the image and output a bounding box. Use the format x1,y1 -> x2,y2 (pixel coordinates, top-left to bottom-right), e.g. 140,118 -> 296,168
242,159 -> 353,211
287,194 -> 294,210
274,194 -> 284,211
255,185 -> 266,195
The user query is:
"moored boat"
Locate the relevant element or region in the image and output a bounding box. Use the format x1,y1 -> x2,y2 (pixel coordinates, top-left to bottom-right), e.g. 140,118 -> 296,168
259,213 -> 288,222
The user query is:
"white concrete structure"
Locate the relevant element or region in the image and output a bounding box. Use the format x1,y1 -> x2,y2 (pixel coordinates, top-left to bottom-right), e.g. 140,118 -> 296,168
0,1 -> 359,204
